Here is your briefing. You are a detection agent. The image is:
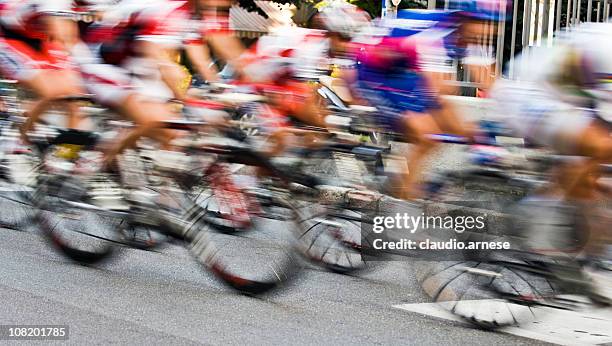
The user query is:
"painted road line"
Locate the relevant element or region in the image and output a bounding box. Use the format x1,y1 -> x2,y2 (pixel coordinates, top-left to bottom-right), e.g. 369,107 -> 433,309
394,300 -> 612,345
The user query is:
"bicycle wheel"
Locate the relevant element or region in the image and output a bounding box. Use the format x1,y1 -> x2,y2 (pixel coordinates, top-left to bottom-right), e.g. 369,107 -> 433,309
171,191 -> 302,295
119,221 -> 167,250
0,153 -> 39,231
294,203 -> 372,274
415,244 -> 561,329
0,124 -> 41,230
187,162 -> 258,234
32,129 -> 125,264
232,102 -> 261,137
34,173 -> 124,264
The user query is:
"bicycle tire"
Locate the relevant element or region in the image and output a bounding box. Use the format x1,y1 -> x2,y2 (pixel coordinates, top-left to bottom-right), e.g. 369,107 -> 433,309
294,205 -> 372,275
32,137 -> 122,265
415,253 -> 559,329
172,193 -> 302,295
34,175 -> 120,264
187,162 -> 258,234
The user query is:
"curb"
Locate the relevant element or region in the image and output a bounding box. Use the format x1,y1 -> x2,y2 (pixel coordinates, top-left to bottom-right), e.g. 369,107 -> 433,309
315,185 -> 511,236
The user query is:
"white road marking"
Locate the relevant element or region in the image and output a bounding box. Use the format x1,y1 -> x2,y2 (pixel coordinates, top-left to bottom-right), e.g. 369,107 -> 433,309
394,299 -> 612,345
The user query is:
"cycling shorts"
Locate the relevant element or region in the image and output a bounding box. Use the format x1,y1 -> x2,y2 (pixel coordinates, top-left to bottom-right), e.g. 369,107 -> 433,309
0,38 -> 69,81
79,57 -> 174,107
356,69 -> 439,132
80,63 -> 134,107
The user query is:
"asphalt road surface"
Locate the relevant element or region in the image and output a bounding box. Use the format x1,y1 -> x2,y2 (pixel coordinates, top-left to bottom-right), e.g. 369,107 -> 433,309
1,221 -> 550,346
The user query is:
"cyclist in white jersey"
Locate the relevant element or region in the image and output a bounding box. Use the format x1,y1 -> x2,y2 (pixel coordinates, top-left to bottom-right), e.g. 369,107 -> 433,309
490,23 -> 612,300
490,23 -> 612,201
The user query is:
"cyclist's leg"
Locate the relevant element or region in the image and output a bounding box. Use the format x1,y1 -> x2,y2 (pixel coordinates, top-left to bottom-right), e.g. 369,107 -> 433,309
105,95 -> 178,164
286,82 -> 327,129
516,97 -> 611,259
368,72 -> 442,199
264,129 -> 290,157
423,71 -> 476,140
0,38 -> 84,139
575,121 -> 612,161
431,99 -> 477,139
558,121 -> 612,200
265,83 -> 327,151
19,69 -> 84,141
400,113 -> 441,200
65,100 -> 86,129
82,63 -> 177,165
529,99 -> 612,200
262,113 -> 292,157
265,81 -> 327,132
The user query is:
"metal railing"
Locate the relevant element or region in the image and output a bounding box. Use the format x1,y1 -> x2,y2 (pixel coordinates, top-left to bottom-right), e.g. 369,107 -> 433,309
384,0 -> 610,92
506,0 -> 610,78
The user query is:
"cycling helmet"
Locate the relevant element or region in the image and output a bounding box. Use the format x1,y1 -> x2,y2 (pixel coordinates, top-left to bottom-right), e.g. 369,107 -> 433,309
317,1 -> 371,38
570,23 -> 612,97
448,0 -> 511,21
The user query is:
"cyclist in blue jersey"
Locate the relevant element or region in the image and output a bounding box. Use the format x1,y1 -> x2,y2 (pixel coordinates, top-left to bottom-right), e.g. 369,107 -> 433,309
353,1 -> 509,199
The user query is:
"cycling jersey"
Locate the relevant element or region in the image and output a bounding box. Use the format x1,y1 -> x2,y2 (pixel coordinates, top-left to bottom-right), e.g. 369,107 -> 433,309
85,0 -> 188,65
241,27 -> 329,84
358,10 -> 494,74
0,0 -> 73,81
0,0 -> 72,41
490,23 -> 612,153
353,35 -> 420,75
353,9 -> 498,129
351,10 -> 461,128
237,27 -> 330,132
75,0 -> 190,105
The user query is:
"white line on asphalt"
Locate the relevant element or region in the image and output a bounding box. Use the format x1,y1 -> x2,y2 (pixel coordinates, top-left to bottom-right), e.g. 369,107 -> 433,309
394,300 -> 612,346
0,187 -> 31,192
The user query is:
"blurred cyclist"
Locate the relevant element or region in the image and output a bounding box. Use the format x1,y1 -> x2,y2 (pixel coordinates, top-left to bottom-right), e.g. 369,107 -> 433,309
490,23 -> 612,301
352,0 -> 509,199
491,23 -> 612,202
73,0 -> 191,168
188,0 -> 245,82
491,24 -> 612,203
239,2 -> 371,155
0,0 -> 86,143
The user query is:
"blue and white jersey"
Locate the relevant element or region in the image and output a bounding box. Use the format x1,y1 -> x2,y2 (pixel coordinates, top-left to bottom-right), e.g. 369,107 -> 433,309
379,10 -> 495,72
381,10 -> 465,60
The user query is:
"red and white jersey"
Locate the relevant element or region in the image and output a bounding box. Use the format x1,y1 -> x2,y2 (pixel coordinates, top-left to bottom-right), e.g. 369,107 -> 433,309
0,0 -> 72,40
241,27 -> 329,83
80,0 -> 190,66
181,7 -> 232,46
87,0 -> 189,47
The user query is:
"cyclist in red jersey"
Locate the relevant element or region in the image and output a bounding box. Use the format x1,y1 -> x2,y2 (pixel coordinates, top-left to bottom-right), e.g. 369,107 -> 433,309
238,3 -> 371,155
76,0 -> 247,167
0,0 -> 86,142
73,0 -> 193,167
174,0 -> 245,83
